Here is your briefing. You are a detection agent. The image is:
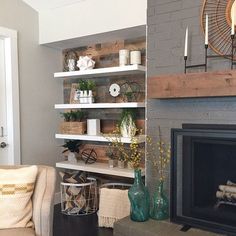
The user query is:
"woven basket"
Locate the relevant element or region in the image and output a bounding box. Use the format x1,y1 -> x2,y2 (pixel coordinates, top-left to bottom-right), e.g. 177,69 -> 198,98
60,121 -> 87,134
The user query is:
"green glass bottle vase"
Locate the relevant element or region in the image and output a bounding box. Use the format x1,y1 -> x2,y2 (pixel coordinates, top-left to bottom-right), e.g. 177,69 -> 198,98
150,180 -> 169,220
128,169 -> 150,222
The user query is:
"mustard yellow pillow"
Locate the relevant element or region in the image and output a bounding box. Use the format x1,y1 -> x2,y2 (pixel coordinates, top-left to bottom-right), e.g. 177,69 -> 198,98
0,166 -> 38,229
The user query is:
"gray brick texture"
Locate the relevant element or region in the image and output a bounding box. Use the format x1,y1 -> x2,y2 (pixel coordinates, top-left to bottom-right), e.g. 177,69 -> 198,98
146,0 -> 236,197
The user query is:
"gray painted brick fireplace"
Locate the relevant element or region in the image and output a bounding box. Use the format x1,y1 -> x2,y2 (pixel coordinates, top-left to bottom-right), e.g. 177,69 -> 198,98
146,0 -> 236,196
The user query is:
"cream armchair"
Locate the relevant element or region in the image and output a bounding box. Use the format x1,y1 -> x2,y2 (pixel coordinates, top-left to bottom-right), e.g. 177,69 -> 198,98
0,165 -> 56,236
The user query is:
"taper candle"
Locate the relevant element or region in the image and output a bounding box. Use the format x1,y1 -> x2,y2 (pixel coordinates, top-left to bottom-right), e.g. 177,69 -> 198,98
184,27 -> 188,57
205,14 -> 208,45
232,6 -> 235,35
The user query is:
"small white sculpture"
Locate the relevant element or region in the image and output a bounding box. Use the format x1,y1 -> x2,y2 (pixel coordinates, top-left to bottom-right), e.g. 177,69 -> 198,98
77,56 -> 95,71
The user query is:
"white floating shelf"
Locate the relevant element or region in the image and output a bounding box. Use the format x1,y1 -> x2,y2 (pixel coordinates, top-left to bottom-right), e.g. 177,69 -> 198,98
54,65 -> 146,79
55,134 -> 146,144
56,161 -> 145,178
54,102 -> 146,109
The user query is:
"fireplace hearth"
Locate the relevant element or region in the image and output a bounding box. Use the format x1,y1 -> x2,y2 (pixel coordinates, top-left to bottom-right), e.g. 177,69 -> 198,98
171,124 -> 236,235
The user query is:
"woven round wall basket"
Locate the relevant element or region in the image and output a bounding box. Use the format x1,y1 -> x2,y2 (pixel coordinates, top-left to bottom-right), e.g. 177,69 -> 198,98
201,0 -> 236,59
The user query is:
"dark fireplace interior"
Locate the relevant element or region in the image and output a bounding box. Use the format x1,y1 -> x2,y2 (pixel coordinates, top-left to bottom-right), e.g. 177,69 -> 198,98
171,124 -> 236,235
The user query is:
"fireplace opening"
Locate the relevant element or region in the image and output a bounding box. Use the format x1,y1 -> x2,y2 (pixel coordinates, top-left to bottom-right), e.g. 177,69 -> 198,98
171,125 -> 236,235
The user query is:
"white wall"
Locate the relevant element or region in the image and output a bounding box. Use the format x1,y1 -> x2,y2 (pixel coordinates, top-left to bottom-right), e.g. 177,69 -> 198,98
0,0 -> 63,167
39,0 -> 147,44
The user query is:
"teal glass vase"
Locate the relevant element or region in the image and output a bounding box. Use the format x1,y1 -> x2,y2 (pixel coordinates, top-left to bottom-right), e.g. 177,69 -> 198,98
150,180 -> 169,220
128,169 -> 150,222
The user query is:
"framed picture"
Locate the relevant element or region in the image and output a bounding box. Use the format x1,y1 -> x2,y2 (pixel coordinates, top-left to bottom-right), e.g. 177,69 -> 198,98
70,83 -> 79,104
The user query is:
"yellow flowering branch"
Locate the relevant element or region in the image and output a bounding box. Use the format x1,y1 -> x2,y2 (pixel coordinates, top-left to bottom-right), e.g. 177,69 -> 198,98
146,126 -> 171,181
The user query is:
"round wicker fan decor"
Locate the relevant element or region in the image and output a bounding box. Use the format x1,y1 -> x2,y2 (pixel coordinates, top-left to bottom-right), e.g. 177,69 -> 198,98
201,0 -> 235,58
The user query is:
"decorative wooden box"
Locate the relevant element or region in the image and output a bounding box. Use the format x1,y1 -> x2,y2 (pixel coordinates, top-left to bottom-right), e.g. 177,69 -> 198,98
60,121 -> 87,134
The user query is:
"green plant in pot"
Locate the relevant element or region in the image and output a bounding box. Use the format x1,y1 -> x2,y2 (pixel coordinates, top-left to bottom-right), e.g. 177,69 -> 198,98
77,80 -> 96,103
60,110 -> 85,122
62,140 -> 82,164
61,112 -> 71,122
106,145 -> 118,168
119,108 -> 137,138
117,151 -> 126,168
60,110 -> 87,135
87,80 -> 95,91
78,80 -> 88,91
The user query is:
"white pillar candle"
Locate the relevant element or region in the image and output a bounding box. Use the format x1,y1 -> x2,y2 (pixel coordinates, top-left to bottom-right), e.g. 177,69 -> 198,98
205,14 -> 208,45
232,6 -> 235,35
184,27 -> 188,57
130,50 -> 141,65
119,49 -> 130,66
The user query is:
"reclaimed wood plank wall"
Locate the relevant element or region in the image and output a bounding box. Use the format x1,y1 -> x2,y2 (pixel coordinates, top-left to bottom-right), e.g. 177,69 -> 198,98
61,37 -> 146,162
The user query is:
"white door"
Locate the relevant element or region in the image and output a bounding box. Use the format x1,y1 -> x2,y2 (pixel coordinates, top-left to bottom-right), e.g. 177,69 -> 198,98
0,27 -> 20,165
0,38 -> 8,164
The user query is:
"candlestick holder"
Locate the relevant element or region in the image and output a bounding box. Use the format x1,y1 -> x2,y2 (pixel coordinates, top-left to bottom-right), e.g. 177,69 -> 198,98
231,34 -> 235,70
184,45 -> 208,73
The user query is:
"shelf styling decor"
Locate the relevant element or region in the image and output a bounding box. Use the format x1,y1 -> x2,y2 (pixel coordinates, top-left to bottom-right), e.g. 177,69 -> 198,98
129,168 -> 150,222
127,137 -> 149,222
87,119 -> 100,136
63,50 -> 77,72
77,55 -> 95,71
130,50 -> 141,65
81,148 -> 97,164
120,81 -> 141,102
146,127 -> 171,221
117,152 -> 126,169
201,0 -> 235,60
60,171 -> 98,215
119,108 -> 137,138
106,126 -> 149,222
119,49 -> 130,66
60,110 -> 86,135
62,140 -> 82,163
77,80 -> 96,104
106,145 -> 118,168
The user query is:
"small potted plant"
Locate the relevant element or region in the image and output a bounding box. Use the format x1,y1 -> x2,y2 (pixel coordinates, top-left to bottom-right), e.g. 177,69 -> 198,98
77,80 -> 96,104
62,140 -> 82,163
60,110 -> 87,134
117,151 -> 126,168
119,109 -> 137,138
106,145 -> 118,168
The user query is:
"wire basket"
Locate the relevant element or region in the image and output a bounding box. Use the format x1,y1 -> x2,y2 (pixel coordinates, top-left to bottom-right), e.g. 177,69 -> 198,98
61,177 -> 98,216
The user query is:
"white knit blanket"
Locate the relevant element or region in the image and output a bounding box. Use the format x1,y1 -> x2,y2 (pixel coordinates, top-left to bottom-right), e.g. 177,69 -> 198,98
98,188 -> 130,228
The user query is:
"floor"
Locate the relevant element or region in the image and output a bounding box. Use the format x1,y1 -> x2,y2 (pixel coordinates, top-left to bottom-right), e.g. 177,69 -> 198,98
114,217 -> 223,236
53,204 -> 223,236
53,204 -> 113,236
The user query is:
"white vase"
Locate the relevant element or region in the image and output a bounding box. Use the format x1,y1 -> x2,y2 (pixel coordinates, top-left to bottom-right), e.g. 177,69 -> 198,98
87,119 -> 100,135
68,152 -> 78,164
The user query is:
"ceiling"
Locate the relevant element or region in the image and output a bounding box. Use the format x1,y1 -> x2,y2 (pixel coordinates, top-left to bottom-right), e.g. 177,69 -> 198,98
44,25 -> 146,49
22,0 -> 85,11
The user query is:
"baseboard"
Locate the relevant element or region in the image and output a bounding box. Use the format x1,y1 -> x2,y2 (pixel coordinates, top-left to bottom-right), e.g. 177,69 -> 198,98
54,192 -> 61,205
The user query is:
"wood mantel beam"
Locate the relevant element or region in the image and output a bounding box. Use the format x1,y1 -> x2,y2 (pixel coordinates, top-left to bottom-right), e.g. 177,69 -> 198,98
147,70 -> 236,99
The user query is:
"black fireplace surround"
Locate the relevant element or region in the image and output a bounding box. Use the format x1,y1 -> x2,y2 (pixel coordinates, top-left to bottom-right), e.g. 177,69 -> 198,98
171,124 -> 236,235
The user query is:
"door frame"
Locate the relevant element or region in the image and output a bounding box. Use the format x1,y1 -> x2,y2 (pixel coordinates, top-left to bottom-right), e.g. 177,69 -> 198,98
0,26 -> 20,164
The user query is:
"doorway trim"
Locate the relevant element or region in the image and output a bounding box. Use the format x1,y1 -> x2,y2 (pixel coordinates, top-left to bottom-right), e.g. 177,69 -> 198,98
0,26 -> 20,164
